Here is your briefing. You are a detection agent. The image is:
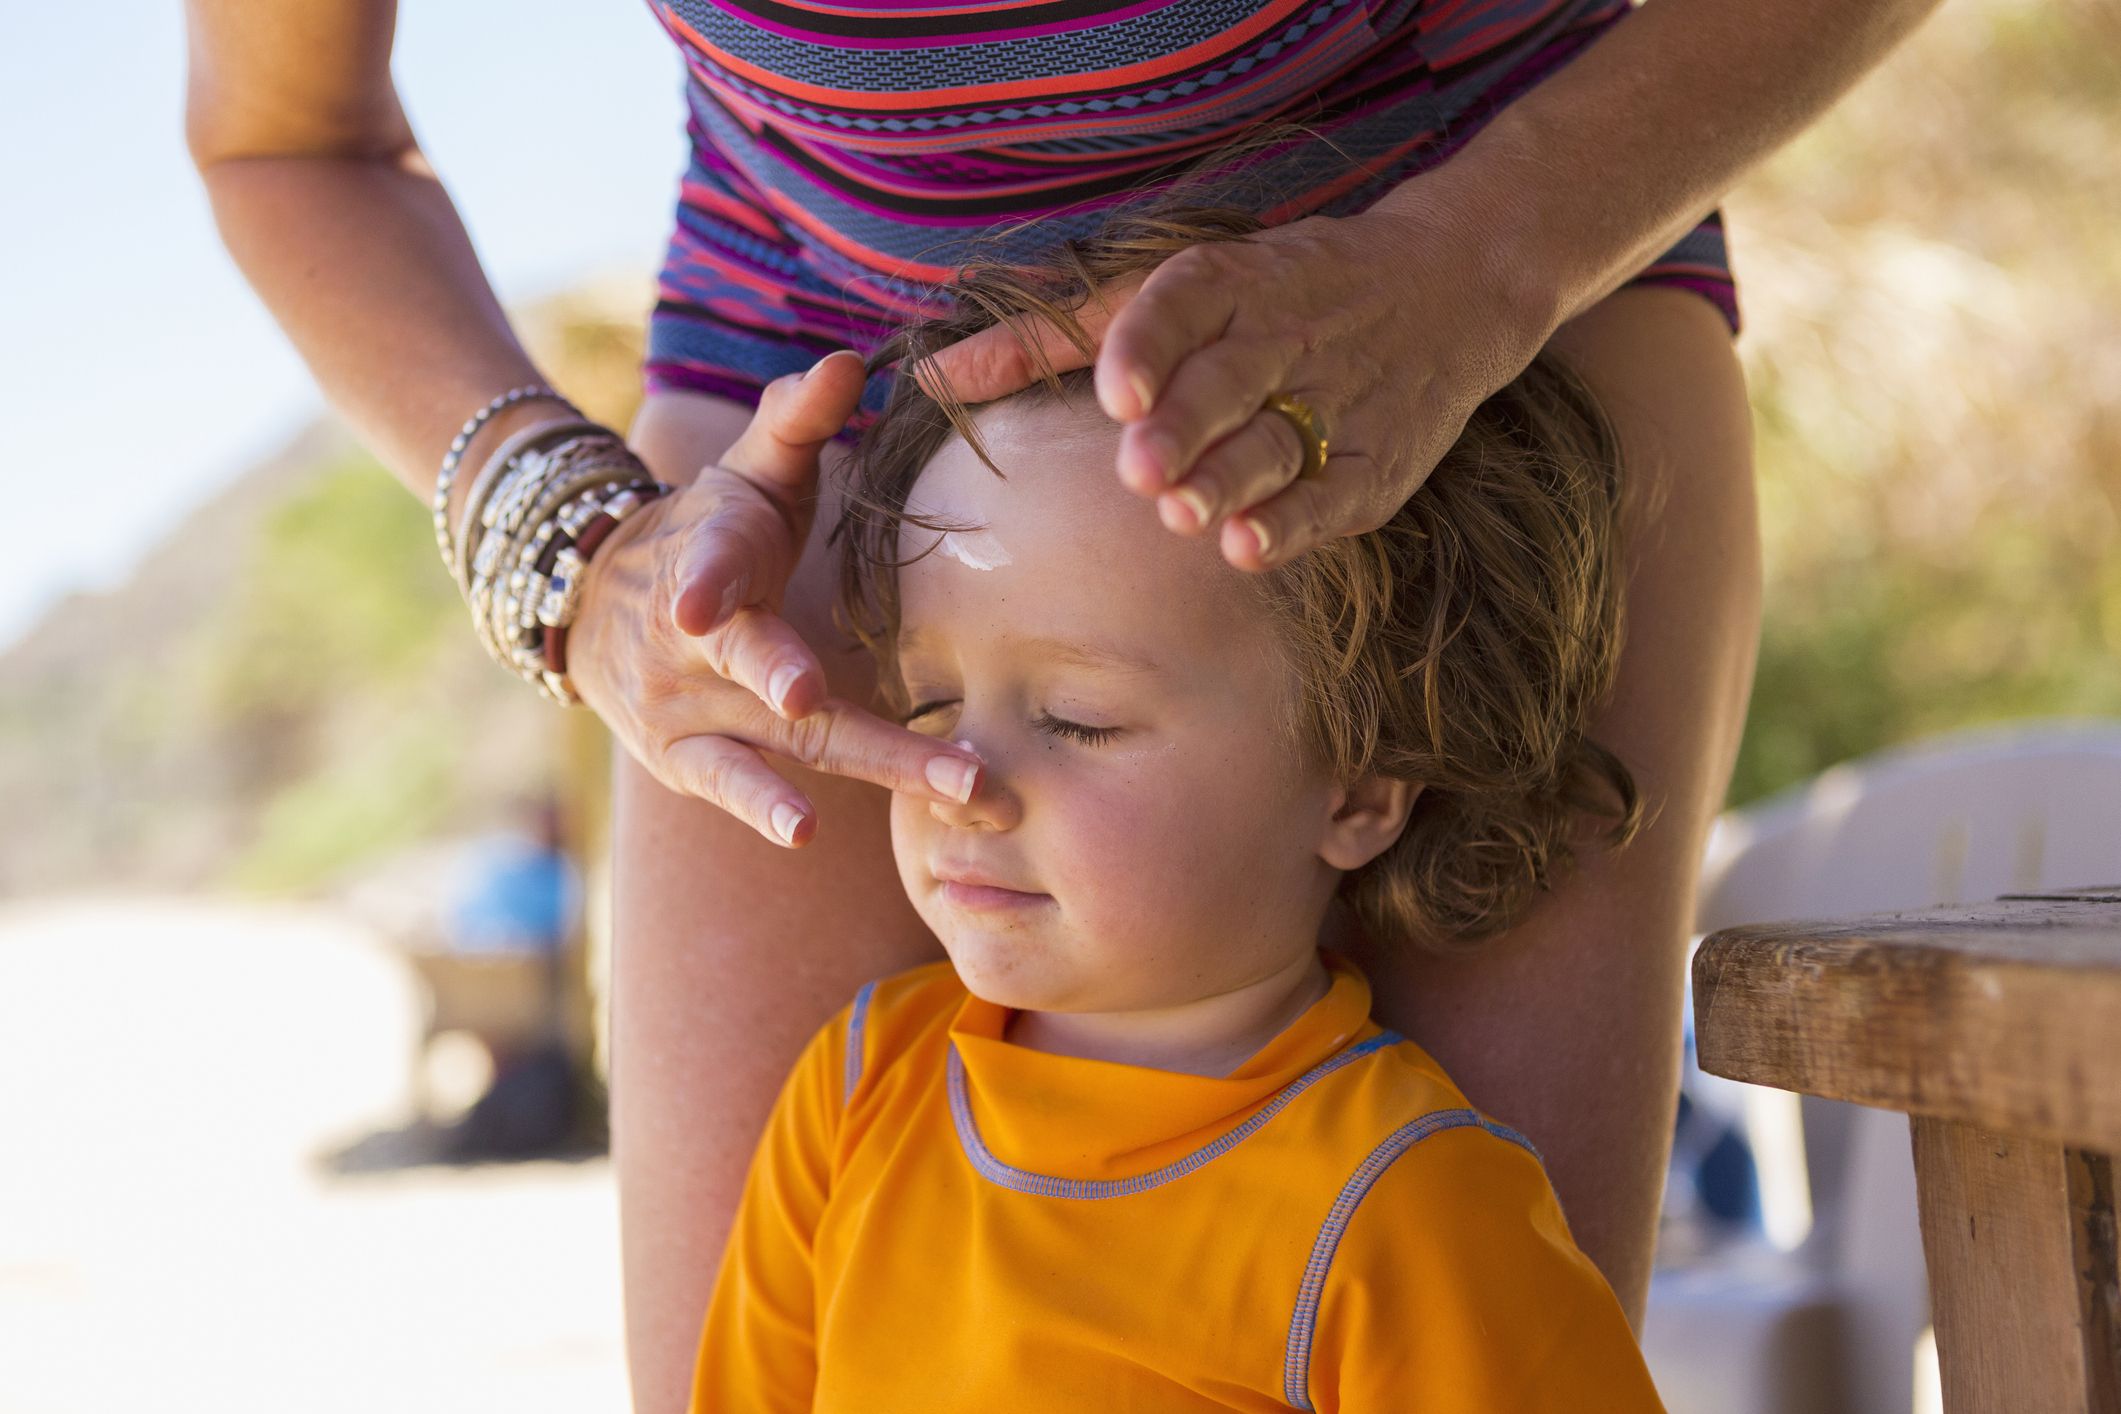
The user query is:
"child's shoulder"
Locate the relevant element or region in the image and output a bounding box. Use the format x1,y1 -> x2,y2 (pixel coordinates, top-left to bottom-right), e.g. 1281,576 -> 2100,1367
1293,1026 -> 1550,1199
1284,1034 -> 1661,1412
825,959 -> 965,1109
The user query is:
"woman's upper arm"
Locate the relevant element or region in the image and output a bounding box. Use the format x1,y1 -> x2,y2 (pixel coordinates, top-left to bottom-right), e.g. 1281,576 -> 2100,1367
183,0 -> 415,167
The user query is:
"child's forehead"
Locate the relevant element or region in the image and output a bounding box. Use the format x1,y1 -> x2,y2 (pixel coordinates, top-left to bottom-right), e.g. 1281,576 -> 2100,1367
895,397 -> 1268,657
904,397 -> 1129,548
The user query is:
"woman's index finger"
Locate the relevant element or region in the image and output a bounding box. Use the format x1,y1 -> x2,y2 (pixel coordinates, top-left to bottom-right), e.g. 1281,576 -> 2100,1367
770,701 -> 984,805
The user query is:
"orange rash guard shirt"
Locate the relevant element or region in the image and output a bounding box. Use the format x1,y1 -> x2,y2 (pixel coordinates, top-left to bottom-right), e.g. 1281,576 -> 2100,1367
689,952 -> 1667,1413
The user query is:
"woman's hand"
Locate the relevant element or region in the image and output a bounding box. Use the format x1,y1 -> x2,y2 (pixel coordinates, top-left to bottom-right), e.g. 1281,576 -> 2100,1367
563,350 -> 985,847
915,197 -> 1553,571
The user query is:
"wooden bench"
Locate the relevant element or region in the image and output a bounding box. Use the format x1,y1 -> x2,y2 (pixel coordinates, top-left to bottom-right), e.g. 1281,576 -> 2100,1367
1693,884 -> 2121,1412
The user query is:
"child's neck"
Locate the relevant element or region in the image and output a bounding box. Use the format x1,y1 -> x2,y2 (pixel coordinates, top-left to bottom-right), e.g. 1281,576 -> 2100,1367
1002,948 -> 1332,1078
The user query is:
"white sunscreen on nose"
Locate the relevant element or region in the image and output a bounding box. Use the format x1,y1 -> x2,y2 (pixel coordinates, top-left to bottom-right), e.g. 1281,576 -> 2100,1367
935,527 -> 1012,572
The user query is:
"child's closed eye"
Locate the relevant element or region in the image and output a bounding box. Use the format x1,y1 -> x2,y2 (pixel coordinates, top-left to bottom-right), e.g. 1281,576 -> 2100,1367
1034,712 -> 1119,746
901,699 -> 958,731
901,700 -> 1119,747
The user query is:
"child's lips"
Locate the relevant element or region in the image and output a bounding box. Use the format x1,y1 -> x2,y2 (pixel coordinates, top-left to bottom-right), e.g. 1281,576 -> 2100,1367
937,879 -> 1052,912
931,865 -> 1050,911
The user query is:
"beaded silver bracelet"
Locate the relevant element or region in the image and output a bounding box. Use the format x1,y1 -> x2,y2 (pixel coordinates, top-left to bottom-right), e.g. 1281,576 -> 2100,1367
455,418 -> 607,594
519,480 -> 671,706
443,415 -> 674,708
430,384 -> 581,579
483,475 -> 665,705
490,479 -> 639,683
485,463 -> 645,657
450,419 -> 631,667
442,413 -> 673,705
457,431 -> 661,691
504,478 -> 662,656
477,444 -> 636,611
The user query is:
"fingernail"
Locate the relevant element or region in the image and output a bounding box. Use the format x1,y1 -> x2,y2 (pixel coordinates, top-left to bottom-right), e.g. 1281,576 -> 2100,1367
803,350 -> 839,382
1243,516 -> 1274,559
1172,486 -> 1211,530
1129,371 -> 1156,416
771,803 -> 807,846
925,755 -> 980,804
768,663 -> 803,715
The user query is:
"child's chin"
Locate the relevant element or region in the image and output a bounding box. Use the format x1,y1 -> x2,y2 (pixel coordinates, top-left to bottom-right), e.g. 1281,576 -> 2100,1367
939,933 -> 1086,1013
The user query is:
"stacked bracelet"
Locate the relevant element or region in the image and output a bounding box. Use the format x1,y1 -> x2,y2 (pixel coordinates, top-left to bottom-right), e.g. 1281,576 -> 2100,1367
455,418 -> 608,594
434,393 -> 673,706
430,384 -> 582,579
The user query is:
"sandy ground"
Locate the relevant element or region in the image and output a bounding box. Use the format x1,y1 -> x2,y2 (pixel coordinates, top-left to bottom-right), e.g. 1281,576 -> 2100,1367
0,895 -> 630,1414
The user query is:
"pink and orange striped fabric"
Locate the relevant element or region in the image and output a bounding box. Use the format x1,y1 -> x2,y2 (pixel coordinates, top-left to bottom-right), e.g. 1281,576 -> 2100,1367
638,0 -> 1739,438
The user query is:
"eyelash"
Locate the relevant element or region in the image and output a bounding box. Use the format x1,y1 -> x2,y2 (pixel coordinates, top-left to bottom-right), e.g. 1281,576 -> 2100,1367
902,700 -> 1119,746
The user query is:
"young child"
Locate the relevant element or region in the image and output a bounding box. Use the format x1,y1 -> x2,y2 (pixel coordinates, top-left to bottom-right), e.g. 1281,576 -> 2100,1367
687,194 -> 1667,1413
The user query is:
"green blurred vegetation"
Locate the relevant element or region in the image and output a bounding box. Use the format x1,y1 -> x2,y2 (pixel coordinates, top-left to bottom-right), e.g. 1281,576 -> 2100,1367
205,455 -> 470,893
203,453 -> 460,715
1722,0 -> 2119,802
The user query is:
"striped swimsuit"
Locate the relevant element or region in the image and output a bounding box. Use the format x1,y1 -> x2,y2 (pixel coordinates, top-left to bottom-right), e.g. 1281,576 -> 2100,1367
640,0 -> 1740,442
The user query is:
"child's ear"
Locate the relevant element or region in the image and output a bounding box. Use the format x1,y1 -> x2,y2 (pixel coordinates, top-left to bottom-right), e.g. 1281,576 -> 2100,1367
1318,775 -> 1421,871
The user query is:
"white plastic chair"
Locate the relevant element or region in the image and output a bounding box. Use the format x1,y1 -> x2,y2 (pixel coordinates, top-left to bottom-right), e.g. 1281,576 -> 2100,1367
1642,717 -> 2121,1414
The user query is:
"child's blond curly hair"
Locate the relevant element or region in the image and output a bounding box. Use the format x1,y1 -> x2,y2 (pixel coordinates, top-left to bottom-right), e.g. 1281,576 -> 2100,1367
831,134 -> 1643,951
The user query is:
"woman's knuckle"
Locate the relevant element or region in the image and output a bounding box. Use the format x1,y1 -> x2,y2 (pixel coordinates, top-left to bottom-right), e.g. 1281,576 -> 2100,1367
1294,487 -> 1332,545
646,740 -> 696,802
787,709 -> 841,767
697,747 -> 741,808
699,625 -> 749,684
1167,244 -> 1216,279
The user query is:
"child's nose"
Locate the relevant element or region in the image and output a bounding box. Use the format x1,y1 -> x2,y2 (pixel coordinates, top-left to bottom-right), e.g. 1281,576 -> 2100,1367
928,737 -> 1021,831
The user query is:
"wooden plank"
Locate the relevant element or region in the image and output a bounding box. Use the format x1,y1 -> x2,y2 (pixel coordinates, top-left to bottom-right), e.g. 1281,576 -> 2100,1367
2076,1148 -> 2121,1414
1910,1118 -> 2120,1413
1692,897 -> 2121,1149
1998,887 -> 2121,904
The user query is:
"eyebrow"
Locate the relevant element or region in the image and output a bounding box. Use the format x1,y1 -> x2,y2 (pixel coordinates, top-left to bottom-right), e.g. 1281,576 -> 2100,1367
896,628 -> 1162,677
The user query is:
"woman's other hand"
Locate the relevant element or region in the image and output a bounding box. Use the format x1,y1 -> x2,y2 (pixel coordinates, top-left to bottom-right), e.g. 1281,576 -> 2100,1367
916,201 -> 1551,572
564,350 -> 985,847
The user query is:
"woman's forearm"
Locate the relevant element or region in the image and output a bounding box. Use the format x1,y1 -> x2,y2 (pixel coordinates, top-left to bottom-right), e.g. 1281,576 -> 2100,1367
1387,0 -> 1948,332
195,150 -> 559,515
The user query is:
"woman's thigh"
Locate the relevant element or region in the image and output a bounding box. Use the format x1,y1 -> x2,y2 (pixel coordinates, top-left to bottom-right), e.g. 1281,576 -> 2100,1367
1348,284 -> 1762,1326
608,389 -> 942,1414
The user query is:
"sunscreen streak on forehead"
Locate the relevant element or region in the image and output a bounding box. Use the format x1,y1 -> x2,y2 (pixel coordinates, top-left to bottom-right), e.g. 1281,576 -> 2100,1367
935,527 -> 1012,572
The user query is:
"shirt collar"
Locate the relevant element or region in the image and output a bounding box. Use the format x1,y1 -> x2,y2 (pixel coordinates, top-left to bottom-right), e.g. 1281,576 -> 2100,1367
945,951 -> 1379,1184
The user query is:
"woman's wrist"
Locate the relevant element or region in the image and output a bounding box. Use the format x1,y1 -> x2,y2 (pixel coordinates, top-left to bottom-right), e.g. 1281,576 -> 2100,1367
1357,134 -> 1569,362
446,417 -> 672,706
1439,98 -> 1711,333
439,399 -> 586,548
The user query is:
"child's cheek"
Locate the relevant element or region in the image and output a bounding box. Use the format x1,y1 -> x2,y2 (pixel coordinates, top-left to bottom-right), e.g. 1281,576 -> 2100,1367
1051,747 -> 1228,929
888,795 -> 934,900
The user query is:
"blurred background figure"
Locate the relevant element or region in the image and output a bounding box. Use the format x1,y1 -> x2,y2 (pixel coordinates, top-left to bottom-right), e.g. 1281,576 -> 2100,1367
414,792 -> 592,1162
447,796 -> 579,962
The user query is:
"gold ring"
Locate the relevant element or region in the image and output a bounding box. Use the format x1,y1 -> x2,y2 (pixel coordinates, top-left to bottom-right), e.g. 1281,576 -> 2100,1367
1260,392 -> 1329,479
